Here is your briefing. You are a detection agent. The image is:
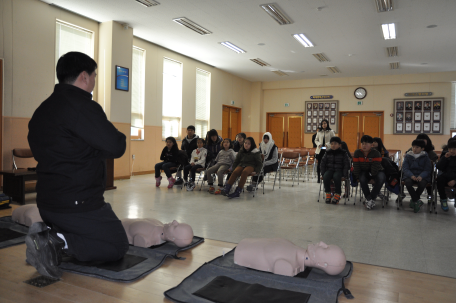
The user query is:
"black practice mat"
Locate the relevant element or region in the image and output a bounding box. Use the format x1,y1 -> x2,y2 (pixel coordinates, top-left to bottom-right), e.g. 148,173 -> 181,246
0,216 -> 28,249
59,236 -> 204,282
193,275 -> 311,303
165,248 -> 354,303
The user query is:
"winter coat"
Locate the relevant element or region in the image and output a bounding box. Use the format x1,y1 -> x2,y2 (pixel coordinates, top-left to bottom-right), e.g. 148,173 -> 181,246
353,149 -> 383,178
205,136 -> 223,163
406,147 -> 438,163
436,153 -> 456,180
215,149 -> 236,166
320,148 -> 350,178
181,135 -> 199,159
232,147 -> 263,174
314,129 -> 336,154
402,151 -> 433,182
233,141 -> 243,152
190,147 -> 207,168
160,146 -> 179,163
261,145 -> 279,171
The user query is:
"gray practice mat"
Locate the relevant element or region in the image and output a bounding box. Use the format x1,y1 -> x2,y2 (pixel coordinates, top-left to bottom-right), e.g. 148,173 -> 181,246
59,236 -> 205,282
165,248 -> 353,303
0,216 -> 28,249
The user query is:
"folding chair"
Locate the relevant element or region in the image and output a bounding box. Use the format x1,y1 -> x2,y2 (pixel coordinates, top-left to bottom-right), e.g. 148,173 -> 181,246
279,152 -> 301,188
272,153 -> 282,191
353,178 -> 388,208
162,165 -> 184,189
305,148 -> 317,180
317,176 -> 349,204
12,148 -> 34,170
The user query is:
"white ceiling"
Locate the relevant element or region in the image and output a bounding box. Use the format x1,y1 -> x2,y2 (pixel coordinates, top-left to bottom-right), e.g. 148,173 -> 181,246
41,0 -> 456,82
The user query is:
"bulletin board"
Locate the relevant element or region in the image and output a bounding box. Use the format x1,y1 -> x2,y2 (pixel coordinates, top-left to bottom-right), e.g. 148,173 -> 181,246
393,98 -> 443,135
305,101 -> 339,133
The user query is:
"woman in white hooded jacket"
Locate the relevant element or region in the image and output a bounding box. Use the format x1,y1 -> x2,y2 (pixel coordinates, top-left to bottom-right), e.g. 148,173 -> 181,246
249,132 -> 278,190
314,119 -> 335,182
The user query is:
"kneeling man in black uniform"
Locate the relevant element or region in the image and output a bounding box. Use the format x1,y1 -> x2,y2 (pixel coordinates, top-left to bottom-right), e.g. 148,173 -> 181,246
26,51 -> 129,279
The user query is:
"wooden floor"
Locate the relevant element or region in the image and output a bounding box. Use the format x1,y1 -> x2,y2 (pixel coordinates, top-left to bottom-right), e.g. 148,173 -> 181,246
1,206 -> 456,303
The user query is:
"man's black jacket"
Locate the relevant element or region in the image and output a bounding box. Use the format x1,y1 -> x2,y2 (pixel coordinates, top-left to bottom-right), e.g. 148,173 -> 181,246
28,84 -> 126,213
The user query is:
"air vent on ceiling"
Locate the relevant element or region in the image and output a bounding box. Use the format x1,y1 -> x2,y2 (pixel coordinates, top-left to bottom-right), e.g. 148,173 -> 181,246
260,3 -> 293,25
327,66 -> 341,73
386,46 -> 398,57
172,17 -> 212,35
135,0 -> 160,7
272,70 -> 288,76
390,62 -> 400,69
312,53 -> 330,62
375,0 -> 393,12
320,74 -> 328,77
250,58 -> 270,67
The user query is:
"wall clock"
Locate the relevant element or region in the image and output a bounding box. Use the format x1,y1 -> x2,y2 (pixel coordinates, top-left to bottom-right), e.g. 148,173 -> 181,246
354,87 -> 367,99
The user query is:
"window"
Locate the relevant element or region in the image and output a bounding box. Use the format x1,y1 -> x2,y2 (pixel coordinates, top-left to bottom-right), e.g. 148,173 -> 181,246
195,69 -> 211,138
131,46 -> 146,140
55,20 -> 94,83
451,82 -> 456,130
162,58 -> 183,140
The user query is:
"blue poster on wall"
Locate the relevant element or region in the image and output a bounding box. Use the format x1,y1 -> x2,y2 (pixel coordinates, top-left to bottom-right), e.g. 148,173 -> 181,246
115,65 -> 129,91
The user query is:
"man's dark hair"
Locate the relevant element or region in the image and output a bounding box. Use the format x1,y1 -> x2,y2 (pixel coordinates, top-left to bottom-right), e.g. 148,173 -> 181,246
187,125 -> 195,131
412,139 -> 426,149
237,133 -> 246,140
360,135 -> 373,144
243,137 -> 257,152
330,136 -> 342,144
56,52 -> 97,84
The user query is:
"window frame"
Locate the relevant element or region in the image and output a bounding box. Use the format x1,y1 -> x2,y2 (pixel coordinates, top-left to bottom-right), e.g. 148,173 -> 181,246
131,46 -> 146,141
195,68 -> 211,139
162,57 -> 183,140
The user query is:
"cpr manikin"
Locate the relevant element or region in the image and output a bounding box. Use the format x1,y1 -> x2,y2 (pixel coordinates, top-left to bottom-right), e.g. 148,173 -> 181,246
121,218 -> 193,248
234,238 -> 346,276
12,204 -> 43,227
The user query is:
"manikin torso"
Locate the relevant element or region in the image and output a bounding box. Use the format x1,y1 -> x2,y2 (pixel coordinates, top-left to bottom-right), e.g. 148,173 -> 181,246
121,218 -> 193,248
234,238 -> 346,276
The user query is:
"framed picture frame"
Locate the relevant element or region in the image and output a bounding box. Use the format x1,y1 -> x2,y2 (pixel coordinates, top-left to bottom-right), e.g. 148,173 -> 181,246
115,65 -> 129,91
433,122 -> 440,133
405,113 -> 412,121
305,100 -> 339,133
331,110 -> 335,116
331,103 -> 336,109
414,112 -> 421,121
307,111 -> 312,117
405,123 -> 412,133
394,97 -> 444,135
313,118 -> 317,124
397,102 -> 404,110
396,123 -> 403,133
307,118 -> 311,124
414,123 -> 421,132
396,112 -> 403,121
414,101 -> 422,111
313,125 -> 317,131
423,122 -> 431,133
319,103 -> 324,109
307,103 -> 312,109
307,125 -> 311,131
424,101 -> 431,111
325,103 -> 330,109
313,111 -> 318,116
423,112 -> 431,121
405,101 -> 413,111
324,110 -> 329,116
330,117 -> 335,124
433,101 -> 441,111
318,118 -> 323,124
319,111 -> 323,116
433,112 -> 441,121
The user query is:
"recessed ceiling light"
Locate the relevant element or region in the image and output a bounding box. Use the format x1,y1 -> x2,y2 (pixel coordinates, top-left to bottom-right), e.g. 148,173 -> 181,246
220,41 -> 246,54
313,53 -> 330,62
135,0 -> 160,7
260,3 -> 293,25
381,23 -> 396,40
327,66 -> 341,73
427,25 -> 437,28
386,46 -> 398,57
292,34 -> 314,47
271,70 -> 289,76
390,62 -> 400,69
375,0 -> 393,12
258,43 -> 265,46
250,58 -> 270,67
172,18 -> 212,35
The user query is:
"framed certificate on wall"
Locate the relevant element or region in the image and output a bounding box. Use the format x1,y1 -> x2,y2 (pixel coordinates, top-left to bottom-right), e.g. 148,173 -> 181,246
394,97 -> 444,135
115,65 -> 129,91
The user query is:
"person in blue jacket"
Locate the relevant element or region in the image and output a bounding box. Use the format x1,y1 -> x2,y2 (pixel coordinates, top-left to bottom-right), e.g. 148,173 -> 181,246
401,139 -> 432,213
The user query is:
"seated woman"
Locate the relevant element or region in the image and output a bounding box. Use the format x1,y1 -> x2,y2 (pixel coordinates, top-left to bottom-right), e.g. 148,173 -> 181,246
155,137 -> 179,188
221,137 -> 263,199
373,137 -> 389,158
249,132 -> 278,191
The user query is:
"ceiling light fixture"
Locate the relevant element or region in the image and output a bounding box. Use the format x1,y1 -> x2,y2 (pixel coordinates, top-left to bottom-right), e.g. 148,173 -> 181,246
381,23 -> 396,39
375,0 -> 393,12
272,70 -> 288,76
260,3 -> 293,25
386,46 -> 398,57
390,62 -> 400,69
250,58 -> 270,67
293,34 -> 314,47
172,17 -> 212,35
135,0 -> 160,7
327,66 -> 341,73
427,25 -> 437,28
220,41 -> 246,54
312,53 -> 330,62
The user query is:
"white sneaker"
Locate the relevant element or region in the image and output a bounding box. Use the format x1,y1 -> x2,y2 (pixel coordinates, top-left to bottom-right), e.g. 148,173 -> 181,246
365,199 -> 375,210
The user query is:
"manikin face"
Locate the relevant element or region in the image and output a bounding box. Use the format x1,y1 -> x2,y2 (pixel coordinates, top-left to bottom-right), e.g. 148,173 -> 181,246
307,241 -> 346,275
197,140 -> 204,148
412,145 -> 424,154
244,140 -> 251,151
223,140 -> 231,150
361,141 -> 372,152
187,129 -> 195,138
321,121 -> 328,129
211,135 -> 217,143
330,142 -> 340,150
166,140 -> 173,149
162,220 -> 194,247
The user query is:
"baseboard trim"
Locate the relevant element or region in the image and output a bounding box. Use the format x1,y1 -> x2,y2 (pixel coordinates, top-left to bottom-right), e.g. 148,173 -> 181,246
132,170 -> 155,176
114,175 -> 131,180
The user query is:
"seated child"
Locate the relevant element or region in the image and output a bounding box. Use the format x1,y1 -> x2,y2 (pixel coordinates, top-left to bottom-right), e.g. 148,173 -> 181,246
436,138 -> 456,211
402,139 -> 433,213
250,132 -> 278,191
184,138 -> 207,191
205,138 -> 236,195
353,135 -> 386,210
222,137 -> 263,199
155,137 -> 179,188
373,137 -> 389,158
233,133 -> 246,153
320,137 -> 350,204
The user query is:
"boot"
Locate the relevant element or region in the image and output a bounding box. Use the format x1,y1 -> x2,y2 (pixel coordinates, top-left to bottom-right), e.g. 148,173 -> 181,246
167,177 -> 176,189
155,176 -> 162,187
332,193 -> 341,205
325,193 -> 331,204
221,183 -> 232,196
228,187 -> 242,199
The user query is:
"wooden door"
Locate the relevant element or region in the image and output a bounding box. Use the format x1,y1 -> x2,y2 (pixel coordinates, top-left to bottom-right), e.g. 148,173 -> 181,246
230,108 -> 239,140
288,116 -> 302,148
222,107 -> 230,139
221,105 -> 242,140
269,116 -> 285,148
340,111 -> 383,151
0,59 -> 2,175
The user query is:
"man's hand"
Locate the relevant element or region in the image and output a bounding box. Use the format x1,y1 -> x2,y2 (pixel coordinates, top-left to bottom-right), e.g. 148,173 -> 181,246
411,176 -> 417,181
448,180 -> 456,187
191,163 -> 195,166
416,176 -> 422,182
318,144 -> 322,148
445,152 -> 451,158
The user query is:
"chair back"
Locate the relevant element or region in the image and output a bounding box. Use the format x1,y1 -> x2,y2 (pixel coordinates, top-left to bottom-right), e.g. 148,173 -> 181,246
12,148 -> 34,170
282,152 -> 300,160
306,148 -> 316,157
435,150 -> 442,159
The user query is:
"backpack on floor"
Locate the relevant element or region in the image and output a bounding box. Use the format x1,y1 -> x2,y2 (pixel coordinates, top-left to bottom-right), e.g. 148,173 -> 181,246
0,193 -> 11,209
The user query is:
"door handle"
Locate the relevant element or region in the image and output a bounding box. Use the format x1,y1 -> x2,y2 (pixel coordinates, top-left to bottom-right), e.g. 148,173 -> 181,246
357,132 -> 360,148
283,132 -> 285,147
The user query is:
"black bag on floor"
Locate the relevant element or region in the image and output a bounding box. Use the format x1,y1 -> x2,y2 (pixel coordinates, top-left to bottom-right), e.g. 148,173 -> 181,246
0,194 -> 11,210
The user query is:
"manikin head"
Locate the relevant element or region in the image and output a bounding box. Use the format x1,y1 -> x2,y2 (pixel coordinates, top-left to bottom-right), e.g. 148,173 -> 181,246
305,242 -> 346,275
162,220 -> 194,247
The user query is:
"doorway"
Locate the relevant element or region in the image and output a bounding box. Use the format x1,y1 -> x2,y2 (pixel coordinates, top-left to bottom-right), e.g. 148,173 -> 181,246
339,111 -> 384,152
266,113 -> 304,148
222,105 -> 242,141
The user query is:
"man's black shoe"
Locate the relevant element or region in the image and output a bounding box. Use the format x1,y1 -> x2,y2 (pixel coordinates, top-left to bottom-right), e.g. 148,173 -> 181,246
25,222 -> 64,279
174,178 -> 184,185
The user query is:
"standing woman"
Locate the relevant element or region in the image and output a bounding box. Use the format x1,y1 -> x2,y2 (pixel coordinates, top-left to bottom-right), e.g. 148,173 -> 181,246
314,119 -> 335,182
